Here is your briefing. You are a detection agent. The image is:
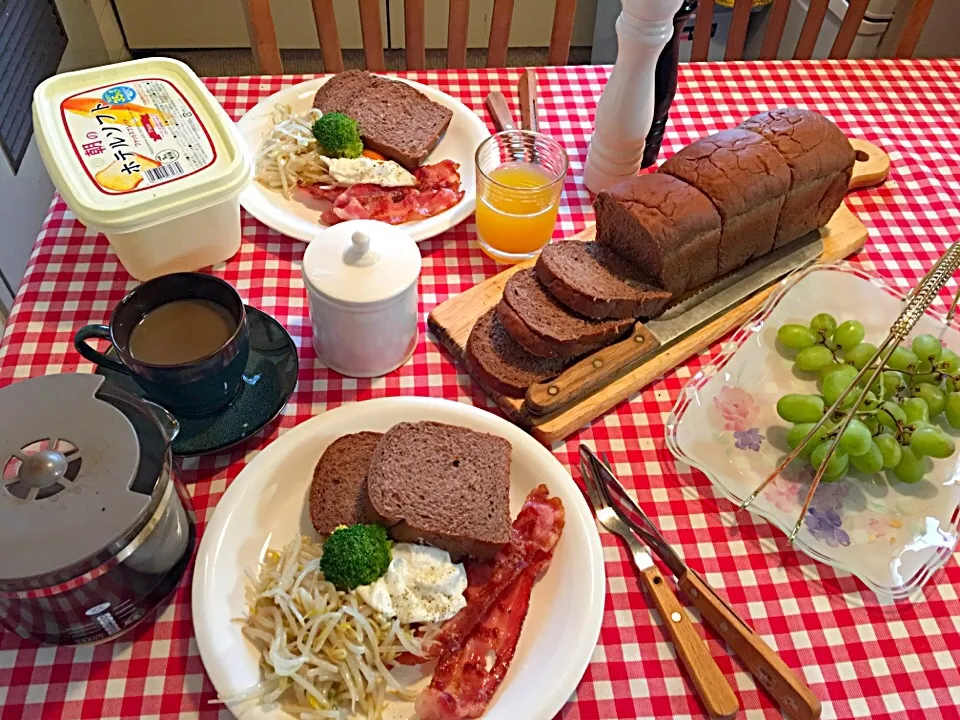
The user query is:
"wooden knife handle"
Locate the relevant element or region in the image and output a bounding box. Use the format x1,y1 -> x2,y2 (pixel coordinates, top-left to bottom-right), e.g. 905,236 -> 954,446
519,69 -> 539,133
525,324 -> 661,415
485,91 -> 517,132
640,565 -> 739,719
679,570 -> 822,720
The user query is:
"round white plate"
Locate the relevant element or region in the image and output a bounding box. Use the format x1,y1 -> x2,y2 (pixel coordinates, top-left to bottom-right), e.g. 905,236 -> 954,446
237,77 -> 490,243
193,397 -> 605,720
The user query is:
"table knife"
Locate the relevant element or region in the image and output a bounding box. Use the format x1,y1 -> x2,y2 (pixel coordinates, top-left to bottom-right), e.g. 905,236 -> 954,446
581,446 -> 823,720
485,91 -> 517,132
518,69 -> 539,133
526,233 -> 824,415
579,452 -> 739,718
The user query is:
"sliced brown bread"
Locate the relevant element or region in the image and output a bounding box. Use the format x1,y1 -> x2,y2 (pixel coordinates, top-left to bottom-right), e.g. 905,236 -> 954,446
366,421 -> 512,561
312,70 -> 453,169
535,241 -> 672,320
497,268 -> 634,358
309,431 -> 384,535
465,309 -> 572,398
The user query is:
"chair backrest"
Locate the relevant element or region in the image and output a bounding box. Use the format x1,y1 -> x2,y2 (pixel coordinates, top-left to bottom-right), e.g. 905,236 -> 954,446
244,0 -> 579,74
692,0 -> 935,62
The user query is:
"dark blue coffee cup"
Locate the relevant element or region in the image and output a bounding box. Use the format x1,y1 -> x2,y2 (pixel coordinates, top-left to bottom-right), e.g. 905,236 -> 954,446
74,273 -> 249,418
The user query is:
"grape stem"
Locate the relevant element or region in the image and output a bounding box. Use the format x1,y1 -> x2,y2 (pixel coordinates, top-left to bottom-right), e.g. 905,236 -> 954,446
878,405 -> 903,429
817,330 -> 844,365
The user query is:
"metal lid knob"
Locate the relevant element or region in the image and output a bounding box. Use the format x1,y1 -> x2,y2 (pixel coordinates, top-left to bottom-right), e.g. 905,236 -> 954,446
18,449 -> 70,488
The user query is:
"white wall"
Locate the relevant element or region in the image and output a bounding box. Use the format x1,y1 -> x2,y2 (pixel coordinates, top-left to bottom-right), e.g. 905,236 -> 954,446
0,0 -> 114,309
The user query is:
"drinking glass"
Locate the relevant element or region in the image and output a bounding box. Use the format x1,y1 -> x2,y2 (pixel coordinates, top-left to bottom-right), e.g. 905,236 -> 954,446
474,131 -> 568,263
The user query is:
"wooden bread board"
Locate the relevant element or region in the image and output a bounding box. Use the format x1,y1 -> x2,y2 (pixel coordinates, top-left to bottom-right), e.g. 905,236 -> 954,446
428,139 -> 890,445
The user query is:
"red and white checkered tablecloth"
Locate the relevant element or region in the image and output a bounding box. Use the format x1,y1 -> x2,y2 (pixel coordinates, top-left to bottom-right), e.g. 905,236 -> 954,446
2,59 -> 960,720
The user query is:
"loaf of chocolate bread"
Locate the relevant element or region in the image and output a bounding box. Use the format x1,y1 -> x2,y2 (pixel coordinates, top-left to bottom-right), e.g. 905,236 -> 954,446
739,108 -> 855,247
659,129 -> 791,275
462,109 -> 856,400
593,173 -> 721,296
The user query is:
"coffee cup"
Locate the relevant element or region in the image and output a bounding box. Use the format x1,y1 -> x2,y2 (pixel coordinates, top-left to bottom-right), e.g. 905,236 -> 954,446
74,273 -> 249,417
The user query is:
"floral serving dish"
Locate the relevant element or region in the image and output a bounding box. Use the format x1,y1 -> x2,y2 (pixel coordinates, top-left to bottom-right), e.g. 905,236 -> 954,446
666,263 -> 960,602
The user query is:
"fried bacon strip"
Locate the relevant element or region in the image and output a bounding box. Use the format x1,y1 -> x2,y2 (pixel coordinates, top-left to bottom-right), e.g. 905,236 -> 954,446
304,159 -> 464,226
415,567 -> 537,720
410,485 -> 566,720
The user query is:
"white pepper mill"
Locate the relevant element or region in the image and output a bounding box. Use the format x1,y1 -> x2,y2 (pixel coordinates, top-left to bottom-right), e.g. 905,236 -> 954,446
584,0 -> 685,194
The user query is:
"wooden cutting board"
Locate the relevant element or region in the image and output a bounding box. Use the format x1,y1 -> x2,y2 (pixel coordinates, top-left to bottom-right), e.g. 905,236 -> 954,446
428,139 -> 890,445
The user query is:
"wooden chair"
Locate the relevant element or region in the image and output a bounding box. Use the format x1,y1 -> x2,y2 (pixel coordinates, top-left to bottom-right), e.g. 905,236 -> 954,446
243,0 -> 579,75
692,0 -> 935,62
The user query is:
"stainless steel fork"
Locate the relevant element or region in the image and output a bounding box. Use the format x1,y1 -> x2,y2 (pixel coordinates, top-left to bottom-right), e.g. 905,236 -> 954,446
579,452 -> 739,719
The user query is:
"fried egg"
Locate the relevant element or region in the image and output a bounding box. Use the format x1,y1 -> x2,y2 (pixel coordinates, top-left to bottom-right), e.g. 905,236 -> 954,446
322,156 -> 417,188
357,543 -> 467,624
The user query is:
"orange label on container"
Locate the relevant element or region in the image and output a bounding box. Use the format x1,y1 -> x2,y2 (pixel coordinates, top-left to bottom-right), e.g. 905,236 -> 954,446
60,79 -> 217,195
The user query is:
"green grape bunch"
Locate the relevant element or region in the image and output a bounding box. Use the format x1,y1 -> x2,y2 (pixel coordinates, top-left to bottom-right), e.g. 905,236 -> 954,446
775,313 -> 960,486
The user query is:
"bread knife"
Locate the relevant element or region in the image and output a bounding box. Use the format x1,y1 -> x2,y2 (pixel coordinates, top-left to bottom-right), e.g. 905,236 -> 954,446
525,233 -> 825,416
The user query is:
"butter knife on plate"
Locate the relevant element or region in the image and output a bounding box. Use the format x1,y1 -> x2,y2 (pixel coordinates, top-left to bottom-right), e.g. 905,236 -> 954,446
526,232 -> 824,415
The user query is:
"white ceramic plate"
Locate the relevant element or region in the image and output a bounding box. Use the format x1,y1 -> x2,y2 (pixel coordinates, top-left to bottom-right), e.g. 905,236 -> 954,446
237,76 -> 490,243
667,263 -> 960,602
193,397 -> 605,719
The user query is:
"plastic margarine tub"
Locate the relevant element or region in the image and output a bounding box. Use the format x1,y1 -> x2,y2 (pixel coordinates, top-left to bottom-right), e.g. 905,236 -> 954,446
33,58 -> 252,280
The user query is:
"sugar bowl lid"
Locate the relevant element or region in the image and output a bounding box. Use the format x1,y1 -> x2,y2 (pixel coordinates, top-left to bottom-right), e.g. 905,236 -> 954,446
302,219 -> 422,305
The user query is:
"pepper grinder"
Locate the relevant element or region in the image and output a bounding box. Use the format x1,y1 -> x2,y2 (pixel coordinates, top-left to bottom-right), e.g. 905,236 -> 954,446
583,0 -> 685,195
642,0 -> 698,168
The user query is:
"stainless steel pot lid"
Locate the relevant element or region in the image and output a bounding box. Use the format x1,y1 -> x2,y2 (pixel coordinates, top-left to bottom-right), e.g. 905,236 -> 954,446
0,374 -> 161,583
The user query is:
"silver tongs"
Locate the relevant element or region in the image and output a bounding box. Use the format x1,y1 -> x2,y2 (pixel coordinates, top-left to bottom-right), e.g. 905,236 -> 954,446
579,445 -> 822,720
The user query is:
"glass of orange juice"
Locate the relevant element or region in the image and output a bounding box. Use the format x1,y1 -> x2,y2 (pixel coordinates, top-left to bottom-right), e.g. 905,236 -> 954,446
474,130 -> 568,263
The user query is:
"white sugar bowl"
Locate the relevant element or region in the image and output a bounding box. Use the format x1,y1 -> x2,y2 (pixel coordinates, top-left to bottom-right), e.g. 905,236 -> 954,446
302,220 -> 422,378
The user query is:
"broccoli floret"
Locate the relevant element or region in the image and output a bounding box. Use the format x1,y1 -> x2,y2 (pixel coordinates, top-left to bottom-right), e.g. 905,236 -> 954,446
320,524 -> 392,590
312,112 -> 364,159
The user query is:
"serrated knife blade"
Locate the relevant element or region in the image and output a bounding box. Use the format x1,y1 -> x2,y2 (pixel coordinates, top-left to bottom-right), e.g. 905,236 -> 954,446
524,232 -> 825,416
645,232 -> 824,347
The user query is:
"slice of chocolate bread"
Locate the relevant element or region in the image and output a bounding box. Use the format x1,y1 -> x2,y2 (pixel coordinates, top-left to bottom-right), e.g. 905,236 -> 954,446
366,421 -> 512,561
536,241 -> 672,319
497,268 -> 634,358
313,70 -> 453,169
309,431 -> 384,535
465,308 -> 572,398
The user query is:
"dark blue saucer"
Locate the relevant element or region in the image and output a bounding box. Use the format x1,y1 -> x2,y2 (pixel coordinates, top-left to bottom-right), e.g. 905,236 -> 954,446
97,306 -> 298,456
